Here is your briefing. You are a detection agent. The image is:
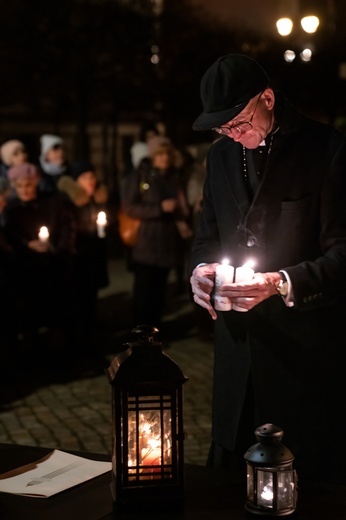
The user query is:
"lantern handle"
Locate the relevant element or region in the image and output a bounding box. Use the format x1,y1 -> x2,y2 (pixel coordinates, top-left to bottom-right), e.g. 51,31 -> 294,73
131,324 -> 159,345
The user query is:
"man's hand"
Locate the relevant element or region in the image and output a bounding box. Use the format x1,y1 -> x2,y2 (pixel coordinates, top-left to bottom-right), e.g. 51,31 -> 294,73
219,271 -> 281,311
190,263 -> 219,320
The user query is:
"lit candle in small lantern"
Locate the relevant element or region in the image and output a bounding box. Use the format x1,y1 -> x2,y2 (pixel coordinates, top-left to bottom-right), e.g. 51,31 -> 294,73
96,211 -> 107,238
215,258 -> 234,311
244,423 -> 297,517
38,226 -> 49,243
233,260 -> 255,312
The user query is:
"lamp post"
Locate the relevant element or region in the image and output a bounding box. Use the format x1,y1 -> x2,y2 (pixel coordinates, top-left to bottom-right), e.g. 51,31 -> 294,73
244,424 -> 298,516
276,3 -> 320,63
107,324 -> 188,509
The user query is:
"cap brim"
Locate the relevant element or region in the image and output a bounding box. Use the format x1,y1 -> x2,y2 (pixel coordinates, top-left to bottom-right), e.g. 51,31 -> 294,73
192,101 -> 247,131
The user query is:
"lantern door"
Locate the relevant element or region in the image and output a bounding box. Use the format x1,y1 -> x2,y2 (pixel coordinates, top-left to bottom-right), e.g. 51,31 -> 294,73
113,383 -> 185,503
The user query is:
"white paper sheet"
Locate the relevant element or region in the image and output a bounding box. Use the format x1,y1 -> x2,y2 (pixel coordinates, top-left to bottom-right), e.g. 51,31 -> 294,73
0,449 -> 111,498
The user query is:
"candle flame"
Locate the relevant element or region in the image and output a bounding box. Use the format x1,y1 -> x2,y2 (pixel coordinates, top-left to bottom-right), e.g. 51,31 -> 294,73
97,211 -> 107,225
261,485 -> 274,501
148,439 -> 160,449
38,226 -> 49,240
243,260 -> 254,269
221,258 -> 230,265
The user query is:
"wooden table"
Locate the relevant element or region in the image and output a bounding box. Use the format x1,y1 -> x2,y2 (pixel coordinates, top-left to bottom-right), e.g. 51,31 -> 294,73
1,443 -> 345,519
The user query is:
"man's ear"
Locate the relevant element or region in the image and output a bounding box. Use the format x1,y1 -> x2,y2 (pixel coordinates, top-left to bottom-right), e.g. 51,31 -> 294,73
262,88 -> 275,110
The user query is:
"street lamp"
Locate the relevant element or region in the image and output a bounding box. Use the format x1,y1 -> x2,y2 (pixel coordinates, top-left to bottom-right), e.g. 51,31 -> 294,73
276,18 -> 293,36
276,10 -> 320,62
301,15 -> 319,33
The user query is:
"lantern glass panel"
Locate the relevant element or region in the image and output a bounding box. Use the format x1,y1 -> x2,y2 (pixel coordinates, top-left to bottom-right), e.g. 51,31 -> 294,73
277,471 -> 296,509
127,394 -> 173,482
246,464 -> 254,501
257,468 -> 296,510
257,469 -> 274,508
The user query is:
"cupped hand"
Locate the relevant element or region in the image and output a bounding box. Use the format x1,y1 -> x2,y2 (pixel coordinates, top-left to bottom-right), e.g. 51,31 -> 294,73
190,263 -> 219,320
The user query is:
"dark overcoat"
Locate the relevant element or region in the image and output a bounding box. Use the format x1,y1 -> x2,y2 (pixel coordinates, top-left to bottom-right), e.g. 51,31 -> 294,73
122,161 -> 186,269
189,96 -> 346,481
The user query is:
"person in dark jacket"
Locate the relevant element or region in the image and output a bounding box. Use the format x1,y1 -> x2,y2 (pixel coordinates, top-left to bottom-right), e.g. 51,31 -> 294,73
5,162 -> 75,351
122,136 -> 191,330
58,160 -> 109,350
189,54 -> 346,483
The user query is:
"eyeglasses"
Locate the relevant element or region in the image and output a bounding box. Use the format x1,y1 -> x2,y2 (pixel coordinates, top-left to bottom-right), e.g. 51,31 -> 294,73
213,91 -> 263,136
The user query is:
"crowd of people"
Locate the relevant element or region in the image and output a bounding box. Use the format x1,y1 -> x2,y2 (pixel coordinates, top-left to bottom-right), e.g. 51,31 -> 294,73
0,134 -> 111,368
0,128 -> 210,370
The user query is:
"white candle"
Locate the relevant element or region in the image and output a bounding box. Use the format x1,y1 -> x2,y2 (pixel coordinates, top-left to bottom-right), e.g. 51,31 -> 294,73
96,211 -> 107,238
214,259 -> 234,311
233,261 -> 255,312
38,226 -> 49,243
141,446 -> 161,466
141,438 -> 161,476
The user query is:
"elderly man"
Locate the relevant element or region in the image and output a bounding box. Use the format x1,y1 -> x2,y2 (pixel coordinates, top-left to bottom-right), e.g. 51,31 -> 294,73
189,54 -> 346,483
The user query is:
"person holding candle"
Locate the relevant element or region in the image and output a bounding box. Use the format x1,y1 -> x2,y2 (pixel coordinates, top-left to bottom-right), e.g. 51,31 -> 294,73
4,162 -> 76,353
58,160 -> 109,350
189,54 -> 346,483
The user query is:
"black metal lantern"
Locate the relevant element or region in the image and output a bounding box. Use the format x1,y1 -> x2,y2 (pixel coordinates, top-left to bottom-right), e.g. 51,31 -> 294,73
244,424 -> 298,516
107,325 -> 188,508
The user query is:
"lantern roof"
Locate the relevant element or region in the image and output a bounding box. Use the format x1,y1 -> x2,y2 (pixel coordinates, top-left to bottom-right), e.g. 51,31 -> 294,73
107,325 -> 188,385
244,423 -> 295,465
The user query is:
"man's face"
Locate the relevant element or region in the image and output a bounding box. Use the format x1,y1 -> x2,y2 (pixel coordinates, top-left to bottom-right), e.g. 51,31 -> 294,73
152,149 -> 173,171
77,171 -> 97,196
13,177 -> 38,201
45,145 -> 65,166
11,147 -> 28,166
214,89 -> 275,149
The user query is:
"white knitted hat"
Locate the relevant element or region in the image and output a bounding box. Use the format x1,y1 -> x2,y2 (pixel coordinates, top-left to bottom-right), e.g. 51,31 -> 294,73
0,139 -> 25,165
40,134 -> 64,157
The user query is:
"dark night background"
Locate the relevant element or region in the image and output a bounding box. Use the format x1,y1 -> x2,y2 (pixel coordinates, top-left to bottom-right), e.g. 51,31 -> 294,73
0,0 -> 345,190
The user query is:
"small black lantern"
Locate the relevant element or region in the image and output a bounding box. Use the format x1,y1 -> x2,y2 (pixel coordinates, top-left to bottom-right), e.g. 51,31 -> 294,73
244,424 -> 298,516
107,325 -> 188,507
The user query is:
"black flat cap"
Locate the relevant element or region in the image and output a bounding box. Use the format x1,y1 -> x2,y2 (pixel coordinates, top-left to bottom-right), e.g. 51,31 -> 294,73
193,54 -> 269,131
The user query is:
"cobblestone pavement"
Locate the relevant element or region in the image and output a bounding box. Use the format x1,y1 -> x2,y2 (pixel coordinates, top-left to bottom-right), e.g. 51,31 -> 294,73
0,257 -> 214,466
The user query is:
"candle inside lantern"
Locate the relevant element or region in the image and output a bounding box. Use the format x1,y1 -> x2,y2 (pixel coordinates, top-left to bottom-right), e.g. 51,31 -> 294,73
96,211 -> 107,238
141,439 -> 161,466
233,260 -> 255,312
214,258 -> 234,311
38,226 -> 49,243
261,483 -> 274,502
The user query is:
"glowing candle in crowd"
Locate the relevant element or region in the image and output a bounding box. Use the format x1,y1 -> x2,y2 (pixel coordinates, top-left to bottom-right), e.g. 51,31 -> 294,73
214,258 -> 234,311
96,211 -> 107,238
233,260 -> 255,312
38,226 -> 49,243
